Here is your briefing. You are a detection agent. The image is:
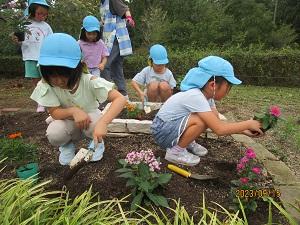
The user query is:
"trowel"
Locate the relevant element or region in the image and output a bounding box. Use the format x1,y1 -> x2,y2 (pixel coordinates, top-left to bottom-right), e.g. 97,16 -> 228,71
64,141 -> 97,180
143,96 -> 151,114
167,164 -> 218,180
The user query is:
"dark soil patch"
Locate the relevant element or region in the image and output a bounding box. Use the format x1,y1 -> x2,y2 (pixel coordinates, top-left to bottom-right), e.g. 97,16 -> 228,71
0,111 -> 288,224
118,108 -> 159,120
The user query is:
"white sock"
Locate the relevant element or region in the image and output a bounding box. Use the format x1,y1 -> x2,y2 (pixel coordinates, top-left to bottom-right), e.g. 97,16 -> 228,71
170,145 -> 186,153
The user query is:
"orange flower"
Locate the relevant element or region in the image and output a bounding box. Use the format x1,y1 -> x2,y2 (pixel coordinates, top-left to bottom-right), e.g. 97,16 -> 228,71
8,132 -> 22,139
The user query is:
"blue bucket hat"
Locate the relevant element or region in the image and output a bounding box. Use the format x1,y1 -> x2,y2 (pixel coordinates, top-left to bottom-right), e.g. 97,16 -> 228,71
39,33 -> 81,68
82,16 -> 100,32
180,56 -> 242,91
149,44 -> 169,65
24,0 -> 49,16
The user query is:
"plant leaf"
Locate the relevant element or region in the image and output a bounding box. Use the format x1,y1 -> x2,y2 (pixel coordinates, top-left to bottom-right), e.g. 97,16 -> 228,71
118,172 -> 134,179
157,173 -> 172,185
130,192 -> 144,211
146,193 -> 169,208
115,168 -> 132,173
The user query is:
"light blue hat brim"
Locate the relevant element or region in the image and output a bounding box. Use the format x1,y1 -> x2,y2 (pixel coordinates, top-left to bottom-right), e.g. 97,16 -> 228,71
84,26 -> 100,32
39,56 -> 80,68
152,58 -> 169,65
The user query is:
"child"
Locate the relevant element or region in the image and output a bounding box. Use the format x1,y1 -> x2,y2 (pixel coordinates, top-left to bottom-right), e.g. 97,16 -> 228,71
131,44 -> 176,102
11,0 -> 53,113
78,15 -> 109,77
30,33 -> 126,165
151,56 -> 263,166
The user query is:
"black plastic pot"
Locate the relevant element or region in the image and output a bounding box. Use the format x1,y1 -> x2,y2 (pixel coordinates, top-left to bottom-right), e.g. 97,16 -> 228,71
14,31 -> 25,42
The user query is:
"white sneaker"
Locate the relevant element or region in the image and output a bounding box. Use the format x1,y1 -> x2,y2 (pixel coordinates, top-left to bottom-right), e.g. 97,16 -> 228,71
59,142 -> 76,165
187,141 -> 208,156
88,140 -> 105,162
165,148 -> 200,166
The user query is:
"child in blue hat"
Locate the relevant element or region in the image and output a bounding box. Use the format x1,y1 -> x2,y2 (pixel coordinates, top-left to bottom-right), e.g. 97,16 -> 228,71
30,33 -> 126,166
131,44 -> 176,102
151,56 -> 263,166
11,0 -> 53,113
78,15 -> 109,77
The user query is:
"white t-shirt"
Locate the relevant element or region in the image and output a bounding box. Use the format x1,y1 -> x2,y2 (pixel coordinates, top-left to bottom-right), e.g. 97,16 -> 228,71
132,66 -> 177,88
156,88 -> 215,121
21,20 -> 53,61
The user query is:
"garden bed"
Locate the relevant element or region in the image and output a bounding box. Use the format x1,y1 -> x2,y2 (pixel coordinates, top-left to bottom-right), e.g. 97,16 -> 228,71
0,111 -> 289,224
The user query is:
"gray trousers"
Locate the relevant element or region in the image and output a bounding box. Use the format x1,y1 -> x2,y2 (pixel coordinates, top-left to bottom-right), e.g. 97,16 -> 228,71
101,38 -> 127,96
46,110 -> 101,147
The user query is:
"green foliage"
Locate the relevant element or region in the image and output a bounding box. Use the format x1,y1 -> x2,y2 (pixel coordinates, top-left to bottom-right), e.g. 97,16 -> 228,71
0,137 -> 37,163
116,155 -> 172,210
140,5 -> 169,46
278,117 -> 300,150
47,0 -> 99,38
125,102 -> 143,119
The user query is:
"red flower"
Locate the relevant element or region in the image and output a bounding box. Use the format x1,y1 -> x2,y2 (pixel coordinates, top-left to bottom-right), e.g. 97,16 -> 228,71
270,105 -> 281,118
240,177 -> 249,184
8,132 -> 22,139
245,148 -> 256,159
251,167 -> 261,175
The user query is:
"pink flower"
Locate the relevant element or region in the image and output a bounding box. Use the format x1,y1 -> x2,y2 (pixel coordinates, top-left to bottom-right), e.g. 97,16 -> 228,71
240,177 -> 249,184
245,148 -> 256,159
237,163 -> 245,172
239,156 -> 249,164
251,167 -> 261,175
270,105 -> 281,118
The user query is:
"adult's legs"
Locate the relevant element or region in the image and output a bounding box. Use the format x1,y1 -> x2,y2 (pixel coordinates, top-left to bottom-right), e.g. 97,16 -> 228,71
101,38 -> 127,96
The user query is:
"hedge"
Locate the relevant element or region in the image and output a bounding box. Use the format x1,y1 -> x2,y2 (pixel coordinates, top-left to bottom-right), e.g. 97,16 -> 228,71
1,49 -> 300,87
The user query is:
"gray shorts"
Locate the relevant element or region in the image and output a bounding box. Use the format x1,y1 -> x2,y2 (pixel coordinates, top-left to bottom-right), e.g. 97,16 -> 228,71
151,115 -> 190,149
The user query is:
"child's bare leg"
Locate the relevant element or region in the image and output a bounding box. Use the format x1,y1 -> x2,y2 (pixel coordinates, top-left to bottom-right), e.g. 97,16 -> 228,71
158,81 -> 172,102
147,82 -> 160,102
178,113 -> 207,148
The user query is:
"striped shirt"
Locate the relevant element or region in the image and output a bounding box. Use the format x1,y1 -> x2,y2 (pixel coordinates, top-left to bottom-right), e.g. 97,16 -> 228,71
100,0 -> 132,56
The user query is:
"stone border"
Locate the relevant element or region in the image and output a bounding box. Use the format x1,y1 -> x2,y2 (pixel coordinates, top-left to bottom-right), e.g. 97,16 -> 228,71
103,102 -> 228,135
226,112 -> 300,222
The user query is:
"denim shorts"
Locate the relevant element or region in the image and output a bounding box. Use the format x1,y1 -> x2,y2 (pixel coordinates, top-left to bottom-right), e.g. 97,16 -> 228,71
151,115 -> 190,149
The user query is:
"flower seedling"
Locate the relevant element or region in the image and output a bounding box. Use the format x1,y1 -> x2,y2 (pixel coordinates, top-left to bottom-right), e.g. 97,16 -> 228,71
230,147 -> 267,213
254,105 -> 282,132
125,102 -> 143,119
116,149 -> 172,210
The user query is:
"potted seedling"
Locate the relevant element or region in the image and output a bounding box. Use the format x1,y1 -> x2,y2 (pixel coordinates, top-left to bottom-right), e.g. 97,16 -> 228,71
253,105 -> 282,132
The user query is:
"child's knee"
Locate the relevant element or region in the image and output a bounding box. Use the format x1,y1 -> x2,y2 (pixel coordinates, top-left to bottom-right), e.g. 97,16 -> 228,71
46,120 -> 72,146
147,82 -> 159,91
159,81 -> 171,91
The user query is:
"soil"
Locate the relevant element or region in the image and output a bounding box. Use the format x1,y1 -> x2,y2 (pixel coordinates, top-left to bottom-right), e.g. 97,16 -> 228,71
118,108 -> 159,120
0,111 -> 289,224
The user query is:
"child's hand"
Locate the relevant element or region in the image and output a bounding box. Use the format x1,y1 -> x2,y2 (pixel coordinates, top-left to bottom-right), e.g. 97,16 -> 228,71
93,123 -> 108,143
242,129 -> 263,137
98,63 -> 105,71
139,92 -> 145,102
10,33 -> 21,44
246,119 -> 263,136
72,108 -> 91,130
126,16 -> 135,27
